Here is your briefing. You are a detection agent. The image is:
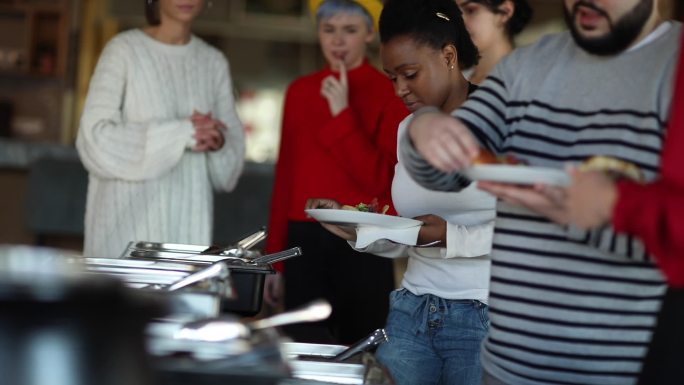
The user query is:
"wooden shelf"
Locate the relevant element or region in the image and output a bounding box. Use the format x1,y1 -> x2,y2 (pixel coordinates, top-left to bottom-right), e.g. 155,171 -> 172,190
0,0 -> 70,78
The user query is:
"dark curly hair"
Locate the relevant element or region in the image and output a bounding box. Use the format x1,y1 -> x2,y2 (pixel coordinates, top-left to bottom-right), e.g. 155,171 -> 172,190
145,0 -> 161,26
469,0 -> 533,37
379,0 -> 479,69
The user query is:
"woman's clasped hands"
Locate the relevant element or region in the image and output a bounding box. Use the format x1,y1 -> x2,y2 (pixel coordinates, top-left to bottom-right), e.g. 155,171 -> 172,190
190,110 -> 226,152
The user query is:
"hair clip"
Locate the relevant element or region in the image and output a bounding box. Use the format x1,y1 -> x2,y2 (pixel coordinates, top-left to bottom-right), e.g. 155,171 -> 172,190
436,12 -> 450,22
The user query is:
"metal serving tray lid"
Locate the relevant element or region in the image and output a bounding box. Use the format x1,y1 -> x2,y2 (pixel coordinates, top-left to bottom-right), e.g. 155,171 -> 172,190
83,258 -> 198,284
84,257 -> 198,271
280,342 -> 347,359
126,242 -> 212,255
125,250 -> 275,273
83,259 -> 234,296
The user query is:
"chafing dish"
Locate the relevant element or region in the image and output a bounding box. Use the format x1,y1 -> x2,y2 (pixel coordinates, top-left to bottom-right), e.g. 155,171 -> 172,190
280,331 -> 393,384
145,299 -> 393,385
81,258 -> 233,319
120,241 -> 303,316
0,245 -> 167,385
121,227 -> 267,259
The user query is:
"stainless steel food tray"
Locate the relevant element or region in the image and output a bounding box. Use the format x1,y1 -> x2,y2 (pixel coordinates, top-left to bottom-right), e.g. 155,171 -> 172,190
123,227 -> 266,256
82,260 -> 225,319
288,360 -> 365,385
120,240 -> 259,259
83,258 -> 199,286
82,258 -> 234,295
280,342 -> 347,359
117,241 -> 305,316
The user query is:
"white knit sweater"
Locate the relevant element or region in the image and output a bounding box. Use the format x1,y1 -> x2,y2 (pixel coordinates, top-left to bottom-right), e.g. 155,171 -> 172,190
77,29 -> 245,258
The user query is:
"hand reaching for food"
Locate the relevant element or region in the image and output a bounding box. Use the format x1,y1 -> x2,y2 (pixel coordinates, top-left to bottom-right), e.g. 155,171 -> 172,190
408,111 -> 480,172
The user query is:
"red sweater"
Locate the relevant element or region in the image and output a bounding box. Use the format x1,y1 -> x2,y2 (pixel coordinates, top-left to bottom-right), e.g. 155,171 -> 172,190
613,32 -> 684,288
265,61 -> 409,265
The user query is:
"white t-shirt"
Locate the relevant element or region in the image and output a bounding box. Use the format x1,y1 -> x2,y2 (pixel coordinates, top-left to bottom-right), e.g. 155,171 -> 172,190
352,115 -> 496,302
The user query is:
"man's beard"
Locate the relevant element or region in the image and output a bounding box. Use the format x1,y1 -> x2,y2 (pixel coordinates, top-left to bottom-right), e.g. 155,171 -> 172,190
563,0 -> 654,56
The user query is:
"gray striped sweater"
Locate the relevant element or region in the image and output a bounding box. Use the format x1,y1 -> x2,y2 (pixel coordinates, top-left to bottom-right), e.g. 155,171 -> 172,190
400,24 -> 681,385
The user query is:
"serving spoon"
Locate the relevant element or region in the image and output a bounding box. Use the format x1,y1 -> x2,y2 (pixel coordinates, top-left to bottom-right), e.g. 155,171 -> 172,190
174,299 -> 332,342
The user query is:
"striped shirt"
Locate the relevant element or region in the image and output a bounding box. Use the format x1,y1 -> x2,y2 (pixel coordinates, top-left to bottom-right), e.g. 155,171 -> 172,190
400,24 -> 681,385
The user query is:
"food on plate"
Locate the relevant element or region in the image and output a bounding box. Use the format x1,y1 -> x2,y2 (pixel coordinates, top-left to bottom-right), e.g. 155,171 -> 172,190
578,155 -> 644,182
341,198 -> 390,214
472,149 -> 524,166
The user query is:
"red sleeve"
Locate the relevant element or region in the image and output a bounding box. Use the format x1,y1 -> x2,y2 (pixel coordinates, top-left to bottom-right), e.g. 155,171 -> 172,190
613,182 -> 684,287
316,96 -> 408,199
265,86 -> 297,272
612,32 -> 684,287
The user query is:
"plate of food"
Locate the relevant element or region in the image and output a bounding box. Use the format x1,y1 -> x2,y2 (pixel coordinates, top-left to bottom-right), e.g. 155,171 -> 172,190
306,200 -> 422,229
463,150 -> 571,186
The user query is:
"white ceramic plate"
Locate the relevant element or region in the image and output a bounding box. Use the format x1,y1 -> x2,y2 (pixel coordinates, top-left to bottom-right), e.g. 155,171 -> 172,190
463,165 -> 571,186
305,209 -> 422,229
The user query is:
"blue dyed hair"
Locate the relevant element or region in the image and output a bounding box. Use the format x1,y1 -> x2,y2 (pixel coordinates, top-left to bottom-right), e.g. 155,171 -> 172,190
316,0 -> 374,31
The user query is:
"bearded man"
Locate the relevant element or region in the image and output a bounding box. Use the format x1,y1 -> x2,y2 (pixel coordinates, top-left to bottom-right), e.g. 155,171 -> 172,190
397,1 -> 681,384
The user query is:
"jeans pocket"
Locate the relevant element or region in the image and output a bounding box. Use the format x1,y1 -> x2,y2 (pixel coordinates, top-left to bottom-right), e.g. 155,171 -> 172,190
388,288 -> 406,308
476,301 -> 490,330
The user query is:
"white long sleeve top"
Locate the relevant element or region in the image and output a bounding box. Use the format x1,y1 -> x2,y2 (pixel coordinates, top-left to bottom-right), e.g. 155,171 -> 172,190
76,29 -> 245,258
352,115 -> 495,302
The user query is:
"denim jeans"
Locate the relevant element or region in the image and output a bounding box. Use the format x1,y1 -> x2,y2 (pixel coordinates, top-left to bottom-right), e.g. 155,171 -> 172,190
376,288 -> 489,385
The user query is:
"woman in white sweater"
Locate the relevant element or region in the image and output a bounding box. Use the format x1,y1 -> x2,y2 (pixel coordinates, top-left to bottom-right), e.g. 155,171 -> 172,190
77,0 -> 245,258
306,1 -> 495,384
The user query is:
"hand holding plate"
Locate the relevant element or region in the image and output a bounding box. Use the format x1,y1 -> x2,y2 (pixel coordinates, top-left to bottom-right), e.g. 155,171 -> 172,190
565,166 -> 618,229
413,214 -> 447,246
305,198 -> 356,241
478,181 -> 570,225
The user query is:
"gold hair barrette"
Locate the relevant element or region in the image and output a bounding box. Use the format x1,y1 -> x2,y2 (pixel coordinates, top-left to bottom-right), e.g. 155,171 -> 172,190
436,12 -> 450,21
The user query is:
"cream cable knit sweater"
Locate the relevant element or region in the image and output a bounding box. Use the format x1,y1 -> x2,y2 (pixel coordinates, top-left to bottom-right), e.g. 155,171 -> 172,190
77,29 -> 245,258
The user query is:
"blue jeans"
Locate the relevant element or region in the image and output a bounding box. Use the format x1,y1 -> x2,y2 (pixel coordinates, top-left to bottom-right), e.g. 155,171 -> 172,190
376,289 -> 489,385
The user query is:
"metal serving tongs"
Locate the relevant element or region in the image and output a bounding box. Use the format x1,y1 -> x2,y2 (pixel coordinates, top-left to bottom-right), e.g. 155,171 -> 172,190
250,247 -> 302,266
200,227 -> 267,256
129,246 -> 302,268
331,328 -> 388,362
165,262 -> 231,292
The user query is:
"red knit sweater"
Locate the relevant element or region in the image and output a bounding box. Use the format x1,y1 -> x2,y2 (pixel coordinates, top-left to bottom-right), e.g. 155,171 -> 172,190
613,32 -> 684,288
265,61 -> 409,268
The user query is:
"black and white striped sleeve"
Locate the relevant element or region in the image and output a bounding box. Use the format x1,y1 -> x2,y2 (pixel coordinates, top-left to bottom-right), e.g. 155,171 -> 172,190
399,124 -> 472,192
